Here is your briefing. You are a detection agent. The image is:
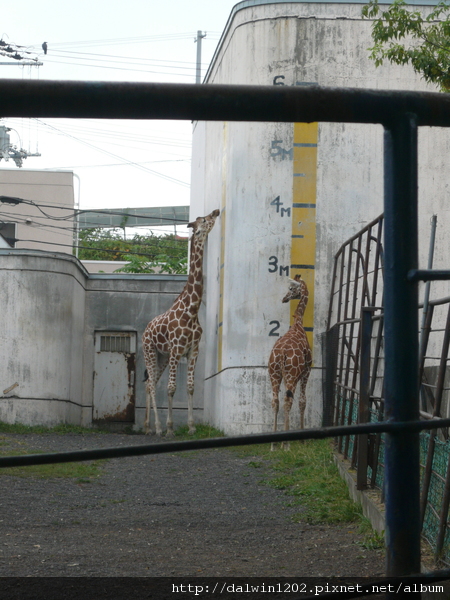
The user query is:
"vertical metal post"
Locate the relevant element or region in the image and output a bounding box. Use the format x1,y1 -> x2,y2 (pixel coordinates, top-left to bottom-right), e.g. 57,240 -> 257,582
420,215 -> 437,411
383,114 -> 420,577
420,214 -> 437,337
357,307 -> 372,490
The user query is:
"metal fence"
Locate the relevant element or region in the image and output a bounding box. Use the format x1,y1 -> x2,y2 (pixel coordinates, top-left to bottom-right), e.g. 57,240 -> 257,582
1,80 -> 450,592
326,214 -> 450,563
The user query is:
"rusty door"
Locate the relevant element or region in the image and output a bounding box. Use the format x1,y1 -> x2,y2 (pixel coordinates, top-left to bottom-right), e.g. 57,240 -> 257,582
93,331 -> 136,423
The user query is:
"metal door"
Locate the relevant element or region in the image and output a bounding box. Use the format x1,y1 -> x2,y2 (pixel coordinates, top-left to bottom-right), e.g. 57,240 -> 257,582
93,331 -> 136,423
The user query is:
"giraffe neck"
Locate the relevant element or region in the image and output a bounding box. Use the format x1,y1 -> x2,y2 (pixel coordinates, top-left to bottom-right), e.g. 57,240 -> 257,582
183,233 -> 206,310
293,291 -> 308,326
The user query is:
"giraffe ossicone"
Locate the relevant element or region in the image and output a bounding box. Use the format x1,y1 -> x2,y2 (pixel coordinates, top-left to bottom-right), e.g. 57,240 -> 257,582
268,273 -> 312,450
142,209 -> 220,436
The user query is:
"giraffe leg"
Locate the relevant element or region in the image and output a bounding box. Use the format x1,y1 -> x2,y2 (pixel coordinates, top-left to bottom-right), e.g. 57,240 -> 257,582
282,388 -> 294,451
269,359 -> 282,451
166,353 -> 179,437
143,345 -> 162,436
299,378 -> 307,431
270,381 -> 281,452
298,365 -> 311,431
186,347 -> 199,435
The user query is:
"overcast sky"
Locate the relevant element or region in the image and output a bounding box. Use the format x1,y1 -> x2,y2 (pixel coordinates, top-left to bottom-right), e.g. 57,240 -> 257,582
1,0 -> 237,233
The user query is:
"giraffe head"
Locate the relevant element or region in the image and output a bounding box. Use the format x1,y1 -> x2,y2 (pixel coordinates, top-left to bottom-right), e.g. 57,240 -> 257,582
282,274 -> 308,303
187,209 -> 220,241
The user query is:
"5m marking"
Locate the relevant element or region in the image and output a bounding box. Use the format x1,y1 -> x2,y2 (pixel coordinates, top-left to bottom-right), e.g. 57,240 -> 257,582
270,140 -> 293,161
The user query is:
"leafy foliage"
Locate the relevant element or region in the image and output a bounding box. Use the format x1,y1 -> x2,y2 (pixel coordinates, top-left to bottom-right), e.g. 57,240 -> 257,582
362,0 -> 450,92
76,228 -> 188,274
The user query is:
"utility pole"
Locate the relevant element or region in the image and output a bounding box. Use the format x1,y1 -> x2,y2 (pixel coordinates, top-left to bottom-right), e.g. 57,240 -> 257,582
0,126 -> 41,167
0,62 -> 43,67
0,38 -> 41,64
0,39 -> 42,166
195,31 -> 206,84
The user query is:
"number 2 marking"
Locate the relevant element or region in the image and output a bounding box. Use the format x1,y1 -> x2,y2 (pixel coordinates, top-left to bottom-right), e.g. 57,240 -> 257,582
269,320 -> 280,336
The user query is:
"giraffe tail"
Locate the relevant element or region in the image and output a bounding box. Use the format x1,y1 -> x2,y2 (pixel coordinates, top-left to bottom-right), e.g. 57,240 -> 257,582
143,369 -> 149,382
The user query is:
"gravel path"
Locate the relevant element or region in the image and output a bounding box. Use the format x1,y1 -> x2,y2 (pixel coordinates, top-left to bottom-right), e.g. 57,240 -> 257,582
0,433 -> 385,578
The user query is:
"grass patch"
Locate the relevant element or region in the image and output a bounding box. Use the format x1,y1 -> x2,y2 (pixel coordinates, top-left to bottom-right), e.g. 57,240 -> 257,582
174,423 -> 225,440
0,449 -> 104,481
0,421 -> 107,480
358,517 -> 385,550
0,422 -> 108,435
232,439 -> 363,526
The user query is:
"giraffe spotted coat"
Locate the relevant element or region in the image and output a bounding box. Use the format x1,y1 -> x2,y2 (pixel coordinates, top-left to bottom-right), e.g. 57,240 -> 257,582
142,209 -> 220,435
268,274 -> 312,449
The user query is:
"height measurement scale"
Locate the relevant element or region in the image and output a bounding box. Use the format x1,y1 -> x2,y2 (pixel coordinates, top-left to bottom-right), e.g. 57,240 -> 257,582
267,77 -> 317,353
267,123 -> 317,350
216,108 -> 317,374
291,122 -> 317,351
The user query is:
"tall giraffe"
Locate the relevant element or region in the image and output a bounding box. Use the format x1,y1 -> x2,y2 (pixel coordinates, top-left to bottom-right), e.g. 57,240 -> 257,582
142,208 -> 220,436
268,274 -> 312,450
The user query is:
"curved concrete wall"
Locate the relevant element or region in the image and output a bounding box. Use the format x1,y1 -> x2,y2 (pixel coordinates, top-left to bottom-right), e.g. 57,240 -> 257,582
191,1 -> 450,434
0,250 -> 87,426
0,250 -> 190,429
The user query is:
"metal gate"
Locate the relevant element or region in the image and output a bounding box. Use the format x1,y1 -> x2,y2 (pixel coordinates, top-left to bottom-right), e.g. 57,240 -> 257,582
1,81 -> 450,591
93,331 -> 136,423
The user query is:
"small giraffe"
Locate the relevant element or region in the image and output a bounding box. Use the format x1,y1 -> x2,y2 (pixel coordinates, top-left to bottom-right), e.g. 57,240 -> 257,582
142,209 -> 219,436
268,274 -> 312,450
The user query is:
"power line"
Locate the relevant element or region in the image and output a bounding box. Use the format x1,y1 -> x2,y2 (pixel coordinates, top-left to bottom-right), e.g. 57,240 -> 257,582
0,213 -> 191,242
9,236 -> 188,261
39,57 -> 202,79
34,119 -> 190,188
1,197 -> 192,224
29,32 -> 221,50
41,159 -> 189,170
34,33 -> 201,48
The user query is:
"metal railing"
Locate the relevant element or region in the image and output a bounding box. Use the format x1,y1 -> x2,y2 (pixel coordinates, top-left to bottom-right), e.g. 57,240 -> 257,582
1,80 -> 450,590
327,213 -> 450,562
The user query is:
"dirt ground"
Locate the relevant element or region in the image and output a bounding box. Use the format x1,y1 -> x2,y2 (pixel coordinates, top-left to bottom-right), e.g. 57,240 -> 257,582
0,431 -> 386,582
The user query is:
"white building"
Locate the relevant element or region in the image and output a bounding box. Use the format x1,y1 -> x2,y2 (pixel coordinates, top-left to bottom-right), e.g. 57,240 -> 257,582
190,0 -> 450,435
0,169 -> 75,253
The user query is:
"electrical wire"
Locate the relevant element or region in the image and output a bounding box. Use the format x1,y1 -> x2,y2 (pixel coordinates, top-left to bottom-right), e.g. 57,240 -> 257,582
0,207 -> 191,258
39,57 -> 201,79
0,195 -> 192,252
42,159 -> 190,170
2,223 -> 188,253
9,235 -> 189,261
34,119 -> 190,188
1,222 -> 190,259
1,199 -> 191,225
5,117 -> 192,148
29,32 -> 221,50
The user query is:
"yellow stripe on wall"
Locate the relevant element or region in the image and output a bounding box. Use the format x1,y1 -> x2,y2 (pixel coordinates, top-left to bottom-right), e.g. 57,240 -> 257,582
291,122 -> 318,353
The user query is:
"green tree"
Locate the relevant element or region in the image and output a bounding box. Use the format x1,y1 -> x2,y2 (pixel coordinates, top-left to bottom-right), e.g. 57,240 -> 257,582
76,228 -> 188,274
362,0 -> 450,92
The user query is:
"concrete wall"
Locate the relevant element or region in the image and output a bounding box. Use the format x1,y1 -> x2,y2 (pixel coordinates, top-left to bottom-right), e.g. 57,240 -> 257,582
191,0 -> 450,435
0,250 -> 86,426
0,169 -> 75,254
83,273 -> 200,431
0,250 -> 193,430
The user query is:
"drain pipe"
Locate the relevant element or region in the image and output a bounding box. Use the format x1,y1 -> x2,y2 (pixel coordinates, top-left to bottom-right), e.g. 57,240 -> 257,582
73,173 -> 81,259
